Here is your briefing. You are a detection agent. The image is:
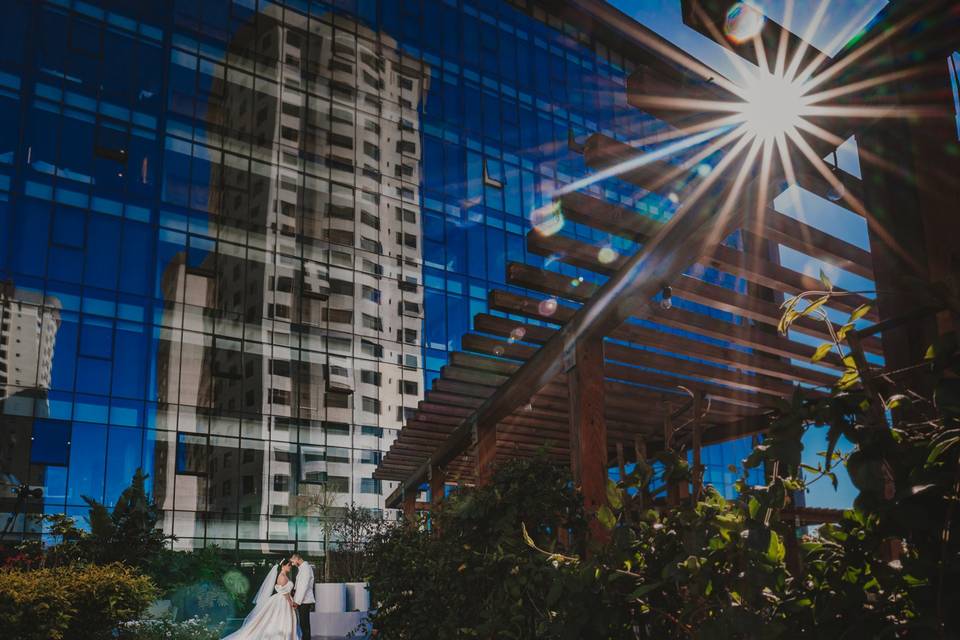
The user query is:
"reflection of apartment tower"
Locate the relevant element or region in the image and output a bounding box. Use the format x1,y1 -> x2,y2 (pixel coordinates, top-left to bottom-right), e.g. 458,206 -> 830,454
0,283 -> 61,538
155,11 -> 427,549
0,282 -> 60,404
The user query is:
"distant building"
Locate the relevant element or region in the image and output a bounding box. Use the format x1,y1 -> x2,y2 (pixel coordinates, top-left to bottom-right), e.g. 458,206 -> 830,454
0,283 -> 61,539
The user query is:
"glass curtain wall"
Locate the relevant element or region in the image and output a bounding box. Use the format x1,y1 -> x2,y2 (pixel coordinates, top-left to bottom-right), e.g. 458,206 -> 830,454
0,0 -> 761,553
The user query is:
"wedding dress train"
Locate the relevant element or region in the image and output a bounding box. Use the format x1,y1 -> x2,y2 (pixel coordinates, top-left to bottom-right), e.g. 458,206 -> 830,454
223,580 -> 300,640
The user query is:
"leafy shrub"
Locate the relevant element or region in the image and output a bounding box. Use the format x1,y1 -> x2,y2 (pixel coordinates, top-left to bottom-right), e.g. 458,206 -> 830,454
118,615 -> 224,640
364,456 -> 618,639
0,565 -> 73,640
0,563 -> 158,640
62,562 -> 159,639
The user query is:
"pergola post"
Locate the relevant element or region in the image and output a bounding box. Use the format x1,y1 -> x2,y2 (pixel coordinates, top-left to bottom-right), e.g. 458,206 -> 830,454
634,436 -> 648,510
475,421 -> 497,486
429,463 -> 446,508
691,391 -> 704,501
428,462 -> 446,535
566,336 -> 608,538
402,489 -> 417,524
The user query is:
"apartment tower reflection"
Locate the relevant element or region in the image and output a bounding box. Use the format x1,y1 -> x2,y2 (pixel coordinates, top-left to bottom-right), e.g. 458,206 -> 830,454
0,282 -> 62,539
154,10 -> 427,553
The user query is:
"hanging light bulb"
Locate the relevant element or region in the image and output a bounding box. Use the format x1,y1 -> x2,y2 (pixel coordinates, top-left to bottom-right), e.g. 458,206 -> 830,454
660,285 -> 673,310
826,150 -> 845,202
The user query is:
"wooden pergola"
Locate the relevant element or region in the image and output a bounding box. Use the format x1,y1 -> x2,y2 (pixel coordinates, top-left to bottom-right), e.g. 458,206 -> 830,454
374,0 -> 960,519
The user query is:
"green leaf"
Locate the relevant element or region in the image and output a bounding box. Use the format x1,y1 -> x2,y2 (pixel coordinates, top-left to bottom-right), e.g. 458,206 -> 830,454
885,394 -> 909,410
836,368 -> 860,390
606,479 -> 623,510
799,295 -> 829,319
631,581 -> 662,598
596,505 -> 617,530
849,304 -> 871,322
766,530 -> 786,563
837,322 -> 855,341
819,269 -> 833,291
811,342 -> 834,363
748,496 -> 761,520
926,437 -> 959,465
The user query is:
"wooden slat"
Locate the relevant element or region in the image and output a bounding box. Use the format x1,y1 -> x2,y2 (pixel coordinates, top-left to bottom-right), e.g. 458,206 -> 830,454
527,231 -> 876,328
565,190 -> 874,286
473,310 -> 835,388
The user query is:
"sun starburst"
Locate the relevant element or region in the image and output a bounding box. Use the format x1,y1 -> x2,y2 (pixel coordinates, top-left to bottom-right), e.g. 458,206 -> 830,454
545,0 -> 947,277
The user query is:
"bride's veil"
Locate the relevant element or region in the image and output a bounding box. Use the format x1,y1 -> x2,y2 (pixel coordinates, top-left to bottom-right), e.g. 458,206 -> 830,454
251,563 -> 280,605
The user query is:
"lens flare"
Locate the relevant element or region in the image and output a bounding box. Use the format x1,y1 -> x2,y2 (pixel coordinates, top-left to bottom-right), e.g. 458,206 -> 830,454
538,297 -> 558,317
597,245 -> 619,265
544,252 -> 564,268
570,276 -> 584,288
724,2 -> 765,44
530,201 -> 564,236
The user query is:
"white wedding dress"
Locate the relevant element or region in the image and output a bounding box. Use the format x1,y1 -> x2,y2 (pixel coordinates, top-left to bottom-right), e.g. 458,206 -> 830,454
223,578 -> 300,640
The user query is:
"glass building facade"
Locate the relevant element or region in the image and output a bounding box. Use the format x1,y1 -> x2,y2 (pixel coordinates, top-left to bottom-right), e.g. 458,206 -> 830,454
0,0 -> 761,553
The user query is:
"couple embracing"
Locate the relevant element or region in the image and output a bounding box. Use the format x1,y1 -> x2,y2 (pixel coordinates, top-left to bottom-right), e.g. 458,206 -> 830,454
224,553 -> 316,640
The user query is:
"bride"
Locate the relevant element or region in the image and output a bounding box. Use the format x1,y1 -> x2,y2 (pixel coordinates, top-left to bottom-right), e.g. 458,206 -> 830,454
223,559 -> 300,640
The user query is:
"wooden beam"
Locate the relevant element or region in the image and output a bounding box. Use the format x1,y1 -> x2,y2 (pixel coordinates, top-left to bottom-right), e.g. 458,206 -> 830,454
505,262 -> 849,368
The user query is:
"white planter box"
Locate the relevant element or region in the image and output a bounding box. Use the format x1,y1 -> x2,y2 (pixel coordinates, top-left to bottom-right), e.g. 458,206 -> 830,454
314,582 -> 346,613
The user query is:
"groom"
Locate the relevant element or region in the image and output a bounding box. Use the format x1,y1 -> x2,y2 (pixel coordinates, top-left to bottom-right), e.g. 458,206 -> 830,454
290,553 -> 316,639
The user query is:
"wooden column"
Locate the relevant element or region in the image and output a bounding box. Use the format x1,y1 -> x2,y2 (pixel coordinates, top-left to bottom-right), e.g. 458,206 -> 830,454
615,442 -> 633,525
634,435 -> 648,510
566,336 -> 608,539
428,463 -> 446,535
663,404 -> 678,507
475,421 -> 497,486
691,391 -> 704,501
429,463 -> 446,508
663,402 -> 689,506
402,489 -> 416,524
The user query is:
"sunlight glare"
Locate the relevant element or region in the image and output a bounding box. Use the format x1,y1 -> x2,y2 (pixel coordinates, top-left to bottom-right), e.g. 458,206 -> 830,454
738,71 -> 809,141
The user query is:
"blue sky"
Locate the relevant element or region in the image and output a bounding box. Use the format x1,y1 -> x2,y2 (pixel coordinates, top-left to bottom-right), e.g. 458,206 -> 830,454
602,0 -> 893,508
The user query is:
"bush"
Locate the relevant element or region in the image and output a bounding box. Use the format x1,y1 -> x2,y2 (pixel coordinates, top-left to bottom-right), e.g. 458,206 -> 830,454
118,615 -> 224,640
0,565 -> 73,640
62,563 -> 159,639
364,456 -> 610,638
0,563 -> 158,640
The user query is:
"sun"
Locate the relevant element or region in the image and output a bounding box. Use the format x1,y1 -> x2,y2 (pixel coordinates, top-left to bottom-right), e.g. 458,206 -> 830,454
737,70 -> 810,141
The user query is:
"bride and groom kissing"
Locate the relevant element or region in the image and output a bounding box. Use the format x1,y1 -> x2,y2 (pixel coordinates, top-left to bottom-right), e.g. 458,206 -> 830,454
224,553 -> 316,640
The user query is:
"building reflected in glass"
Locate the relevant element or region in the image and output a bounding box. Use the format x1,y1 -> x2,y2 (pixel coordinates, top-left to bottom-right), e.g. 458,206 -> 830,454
0,0 -> 762,553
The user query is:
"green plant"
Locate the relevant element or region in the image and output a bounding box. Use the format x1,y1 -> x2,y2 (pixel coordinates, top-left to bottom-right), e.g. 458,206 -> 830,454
118,615 -> 224,640
363,456 -> 627,639
0,563 -> 157,640
330,503 -> 389,582
0,565 -> 73,640
60,562 -> 159,639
